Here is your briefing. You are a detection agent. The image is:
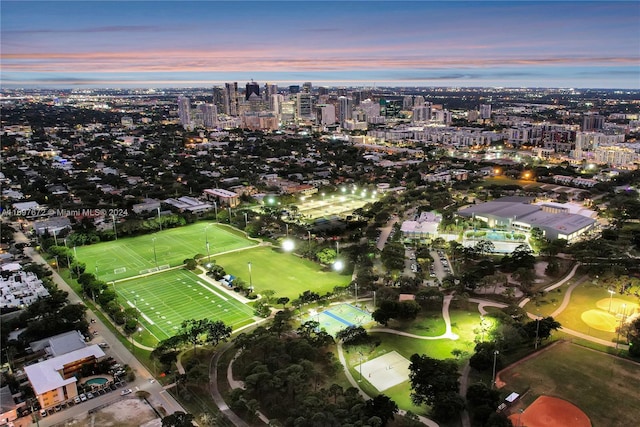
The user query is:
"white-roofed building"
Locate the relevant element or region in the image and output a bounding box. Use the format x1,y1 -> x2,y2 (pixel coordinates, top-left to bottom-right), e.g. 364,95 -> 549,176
401,212 -> 442,240
25,345 -> 105,410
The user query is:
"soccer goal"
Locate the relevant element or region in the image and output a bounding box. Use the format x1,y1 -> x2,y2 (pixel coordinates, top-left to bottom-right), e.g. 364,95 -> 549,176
114,267 -> 127,274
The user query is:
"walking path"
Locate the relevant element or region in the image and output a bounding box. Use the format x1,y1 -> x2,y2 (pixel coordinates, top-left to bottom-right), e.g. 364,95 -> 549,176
336,342 -> 439,427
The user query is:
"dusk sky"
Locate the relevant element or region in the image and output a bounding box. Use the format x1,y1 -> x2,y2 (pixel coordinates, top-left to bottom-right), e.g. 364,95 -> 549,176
2,1 -> 639,89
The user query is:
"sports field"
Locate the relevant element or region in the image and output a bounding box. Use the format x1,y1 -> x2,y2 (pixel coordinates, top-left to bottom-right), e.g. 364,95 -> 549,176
498,341 -> 640,427
76,223 -> 257,282
115,269 -> 255,342
297,191 -> 377,221
212,246 -> 351,300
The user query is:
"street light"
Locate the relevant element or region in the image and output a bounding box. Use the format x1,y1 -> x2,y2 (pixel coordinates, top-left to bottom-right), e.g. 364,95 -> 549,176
480,316 -> 485,342
535,314 -> 542,350
213,201 -> 218,222
608,289 -> 616,313
243,212 -> 248,227
247,261 -> 253,293
617,304 -> 627,349
491,350 -> 499,389
157,207 -> 162,232
112,214 -> 118,240
358,351 -> 363,381
205,225 -> 211,261
285,222 -> 289,236
308,230 -> 311,249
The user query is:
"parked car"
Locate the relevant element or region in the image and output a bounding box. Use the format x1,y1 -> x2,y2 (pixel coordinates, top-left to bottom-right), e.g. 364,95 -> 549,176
80,394 -> 87,402
87,392 -> 94,399
40,409 -> 48,418
98,342 -> 109,348
121,389 -> 133,396
74,396 -> 81,404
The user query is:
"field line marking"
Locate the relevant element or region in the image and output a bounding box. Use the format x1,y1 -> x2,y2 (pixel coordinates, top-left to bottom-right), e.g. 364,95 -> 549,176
127,300 -> 155,325
197,281 -> 228,301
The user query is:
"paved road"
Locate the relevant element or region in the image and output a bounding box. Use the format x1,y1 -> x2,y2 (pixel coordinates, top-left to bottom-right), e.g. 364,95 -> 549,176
10,226 -> 185,426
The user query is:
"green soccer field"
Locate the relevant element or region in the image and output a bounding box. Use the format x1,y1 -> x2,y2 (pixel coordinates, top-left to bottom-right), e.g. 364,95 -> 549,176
115,269 -> 256,342
75,223 -> 257,282
212,246 -> 352,300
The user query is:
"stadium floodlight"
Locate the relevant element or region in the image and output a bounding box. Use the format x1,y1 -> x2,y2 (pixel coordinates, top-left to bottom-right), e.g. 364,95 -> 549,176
492,350 -> 499,389
608,289 -> 615,312
282,239 -> 295,252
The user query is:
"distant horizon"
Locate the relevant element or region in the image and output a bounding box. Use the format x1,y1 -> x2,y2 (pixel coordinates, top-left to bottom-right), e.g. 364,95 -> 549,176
2,1 -> 638,90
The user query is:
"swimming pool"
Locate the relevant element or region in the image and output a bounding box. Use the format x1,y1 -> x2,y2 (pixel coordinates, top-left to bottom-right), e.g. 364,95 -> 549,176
84,377 -> 108,386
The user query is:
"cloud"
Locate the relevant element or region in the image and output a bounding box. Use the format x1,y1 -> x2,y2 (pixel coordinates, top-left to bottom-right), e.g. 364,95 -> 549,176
5,25 -> 161,35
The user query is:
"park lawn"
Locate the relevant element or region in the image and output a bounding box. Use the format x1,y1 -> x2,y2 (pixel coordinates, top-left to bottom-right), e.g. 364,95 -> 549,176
392,310 -> 447,337
76,222 -> 256,282
115,269 -> 255,345
554,281 -> 637,342
499,342 -> 640,427
211,246 -> 351,300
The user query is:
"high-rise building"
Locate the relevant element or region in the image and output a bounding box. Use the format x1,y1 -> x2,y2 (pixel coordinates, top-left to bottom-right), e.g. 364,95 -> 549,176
297,93 -> 315,119
318,86 -> 329,96
480,104 -> 492,119
246,81 -> 260,100
582,114 -> 604,131
224,83 -> 239,116
198,104 -> 218,128
412,103 -> 432,123
177,95 -> 191,127
212,87 -> 225,114
303,82 -> 313,93
264,83 -> 278,102
338,96 -> 353,123
289,85 -> 300,94
317,104 -> 336,125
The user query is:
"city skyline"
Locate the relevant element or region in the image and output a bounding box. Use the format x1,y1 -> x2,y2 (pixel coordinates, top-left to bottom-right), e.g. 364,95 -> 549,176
1,0 -> 639,89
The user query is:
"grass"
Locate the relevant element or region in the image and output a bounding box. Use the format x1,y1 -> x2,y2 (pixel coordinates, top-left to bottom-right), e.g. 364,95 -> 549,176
211,246 -> 352,300
115,269 -> 255,344
76,222 -> 257,282
499,341 -> 640,427
553,281 -> 638,342
340,309 -> 483,415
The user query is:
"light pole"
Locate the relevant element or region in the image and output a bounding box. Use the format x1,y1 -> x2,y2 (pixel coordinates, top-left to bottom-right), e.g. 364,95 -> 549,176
112,214 -> 118,240
608,289 -> 615,312
535,314 -> 541,350
480,316 -> 485,342
213,201 -> 218,222
247,261 -> 253,293
617,304 -> 627,349
205,225 -> 211,261
157,207 -> 162,232
63,238 -> 71,269
285,222 -> 289,236
227,207 -> 232,223
308,230 -> 311,249
152,237 -> 158,268
354,282 -> 358,305
358,351 -> 363,381
492,350 -> 499,389
243,212 -> 248,227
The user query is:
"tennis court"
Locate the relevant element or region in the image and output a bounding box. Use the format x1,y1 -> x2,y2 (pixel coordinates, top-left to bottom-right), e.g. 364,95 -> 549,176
297,191 -> 378,220
306,303 -> 374,337
76,223 -> 257,282
115,269 -> 256,342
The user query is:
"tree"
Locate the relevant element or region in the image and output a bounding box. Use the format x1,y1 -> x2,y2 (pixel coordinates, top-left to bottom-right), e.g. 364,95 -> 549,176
204,320 -> 232,347
162,411 -> 195,427
180,319 -> 208,354
364,394 -> 399,426
276,296 -> 290,308
335,325 -> 368,345
409,354 -> 459,408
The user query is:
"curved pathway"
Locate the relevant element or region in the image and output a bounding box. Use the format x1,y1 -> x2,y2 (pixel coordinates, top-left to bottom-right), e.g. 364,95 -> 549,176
369,295 -> 459,340
336,343 -> 439,427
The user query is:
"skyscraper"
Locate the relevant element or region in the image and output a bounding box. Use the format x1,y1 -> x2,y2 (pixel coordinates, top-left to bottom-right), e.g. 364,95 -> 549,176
198,104 -> 218,128
338,96 -> 353,123
297,93 -> 314,119
177,95 -> 191,127
480,104 -> 492,119
303,82 -> 313,93
212,86 -> 225,114
246,81 -> 260,100
224,82 -> 239,116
